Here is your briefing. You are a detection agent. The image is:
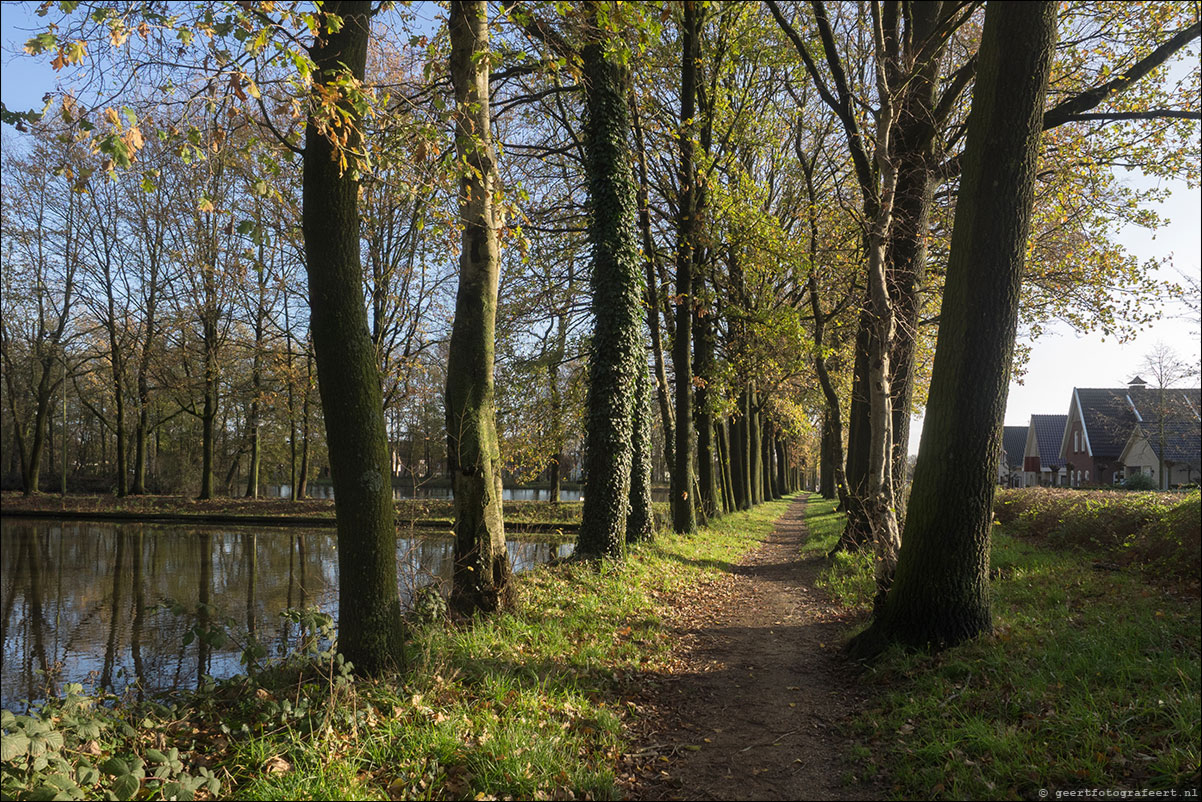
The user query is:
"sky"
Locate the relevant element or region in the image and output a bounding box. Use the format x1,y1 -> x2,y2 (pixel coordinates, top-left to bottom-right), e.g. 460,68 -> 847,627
2,5 -> 1199,457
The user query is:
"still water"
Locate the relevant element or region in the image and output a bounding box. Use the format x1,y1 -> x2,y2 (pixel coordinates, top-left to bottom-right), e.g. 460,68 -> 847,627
276,484 -> 586,502
0,519 -> 573,710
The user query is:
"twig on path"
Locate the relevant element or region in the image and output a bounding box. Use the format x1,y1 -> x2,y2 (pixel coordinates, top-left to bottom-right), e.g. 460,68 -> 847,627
738,728 -> 800,752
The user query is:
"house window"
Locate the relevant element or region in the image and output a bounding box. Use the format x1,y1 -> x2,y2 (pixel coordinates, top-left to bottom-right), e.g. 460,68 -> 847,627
1085,470 -> 1090,482
1074,431 -> 1080,452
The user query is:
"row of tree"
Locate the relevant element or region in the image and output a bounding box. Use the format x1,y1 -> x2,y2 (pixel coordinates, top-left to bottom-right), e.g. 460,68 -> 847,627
4,0 -> 1196,668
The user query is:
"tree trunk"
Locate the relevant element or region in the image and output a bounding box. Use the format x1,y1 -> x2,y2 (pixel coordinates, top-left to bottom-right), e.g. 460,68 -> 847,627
671,0 -> 700,534
886,1 -> 944,522
302,0 -> 404,673
820,410 -> 836,498
631,93 -> 675,477
851,0 -> 1056,658
199,373 -> 216,500
446,0 -> 512,614
577,24 -> 645,560
297,346 -> 312,500
716,419 -> 734,513
748,389 -> 762,506
775,434 -> 787,498
694,276 -> 718,519
24,357 -> 57,495
627,364 -> 655,544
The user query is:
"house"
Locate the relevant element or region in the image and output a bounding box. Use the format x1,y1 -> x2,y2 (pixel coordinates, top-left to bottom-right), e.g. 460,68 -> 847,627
1023,414 -> 1067,487
1000,426 -> 1028,487
1059,378 -> 1201,487
1117,420 -> 1201,489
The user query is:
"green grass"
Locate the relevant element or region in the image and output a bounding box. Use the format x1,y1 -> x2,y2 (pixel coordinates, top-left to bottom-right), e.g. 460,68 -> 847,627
803,492 -> 1201,799
2,497 -> 795,801
800,495 -> 875,612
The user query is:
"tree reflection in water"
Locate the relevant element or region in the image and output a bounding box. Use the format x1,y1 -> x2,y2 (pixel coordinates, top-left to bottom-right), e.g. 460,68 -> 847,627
0,519 -> 571,709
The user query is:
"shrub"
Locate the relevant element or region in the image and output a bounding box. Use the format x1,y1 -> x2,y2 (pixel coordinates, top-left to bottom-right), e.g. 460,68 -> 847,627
993,488 -> 1201,582
1123,472 -> 1159,491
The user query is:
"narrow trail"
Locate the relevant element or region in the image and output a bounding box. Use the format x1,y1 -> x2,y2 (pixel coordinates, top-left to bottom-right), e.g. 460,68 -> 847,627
622,495 -> 882,801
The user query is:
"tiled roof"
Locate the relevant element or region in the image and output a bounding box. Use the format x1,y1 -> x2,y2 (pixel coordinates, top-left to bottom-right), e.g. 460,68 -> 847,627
1031,414 -> 1067,468
1075,388 -> 1140,458
1002,426 -> 1027,467
1074,386 -> 1200,460
1128,387 -> 1202,423
1140,420 -> 1202,465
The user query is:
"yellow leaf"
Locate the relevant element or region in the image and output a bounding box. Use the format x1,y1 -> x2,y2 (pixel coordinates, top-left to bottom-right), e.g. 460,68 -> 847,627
104,107 -> 121,125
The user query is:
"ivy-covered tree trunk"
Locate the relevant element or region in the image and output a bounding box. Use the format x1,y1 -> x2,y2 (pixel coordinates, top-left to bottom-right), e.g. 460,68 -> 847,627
671,0 -> 700,534
446,0 -> 511,614
851,0 -> 1056,657
626,363 -> 655,544
577,28 -> 645,560
302,0 -> 404,673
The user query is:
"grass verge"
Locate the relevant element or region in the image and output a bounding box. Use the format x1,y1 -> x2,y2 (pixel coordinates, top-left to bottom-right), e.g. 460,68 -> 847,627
802,492 -> 1201,799
2,497 -> 795,801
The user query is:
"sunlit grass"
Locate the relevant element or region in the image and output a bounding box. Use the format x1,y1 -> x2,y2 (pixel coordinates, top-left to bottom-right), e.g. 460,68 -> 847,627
803,493 -> 1201,798
207,497 -> 796,800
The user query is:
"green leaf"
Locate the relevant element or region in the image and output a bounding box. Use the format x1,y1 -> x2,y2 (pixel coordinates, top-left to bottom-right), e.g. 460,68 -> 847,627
144,748 -> 168,764
42,729 -> 64,750
24,785 -> 60,801
99,757 -> 128,777
46,773 -> 81,795
0,731 -> 29,760
111,773 -> 140,801
76,765 -> 100,786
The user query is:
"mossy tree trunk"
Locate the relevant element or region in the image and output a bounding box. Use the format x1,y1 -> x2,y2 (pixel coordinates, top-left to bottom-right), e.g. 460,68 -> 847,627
851,0 -> 1057,658
446,0 -> 511,614
302,0 -> 404,673
577,22 -> 646,561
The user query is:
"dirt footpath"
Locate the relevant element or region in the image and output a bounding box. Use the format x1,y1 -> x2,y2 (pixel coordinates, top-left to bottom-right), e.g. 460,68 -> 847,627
622,496 -> 882,801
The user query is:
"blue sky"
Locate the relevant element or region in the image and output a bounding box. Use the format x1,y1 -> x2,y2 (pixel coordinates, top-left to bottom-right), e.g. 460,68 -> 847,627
3,3 -> 1198,457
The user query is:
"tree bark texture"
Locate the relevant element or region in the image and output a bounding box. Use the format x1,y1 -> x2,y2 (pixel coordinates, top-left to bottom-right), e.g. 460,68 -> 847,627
446,0 -> 512,614
302,0 -> 404,673
853,0 -> 1057,657
577,30 -> 645,560
626,363 -> 655,544
671,0 -> 700,534
885,1 -> 944,520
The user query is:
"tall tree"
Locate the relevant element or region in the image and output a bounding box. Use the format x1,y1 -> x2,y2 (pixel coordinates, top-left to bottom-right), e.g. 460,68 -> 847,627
671,0 -> 700,534
850,0 -> 1058,657
302,1 -> 405,671
575,7 -> 647,560
446,0 -> 512,614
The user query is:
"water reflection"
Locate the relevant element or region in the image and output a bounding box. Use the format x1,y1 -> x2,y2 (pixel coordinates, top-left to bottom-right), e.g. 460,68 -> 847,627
0,519 -> 572,710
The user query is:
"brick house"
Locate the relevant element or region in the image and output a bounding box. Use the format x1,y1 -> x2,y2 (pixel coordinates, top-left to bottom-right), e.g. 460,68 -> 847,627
1059,379 -> 1201,487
